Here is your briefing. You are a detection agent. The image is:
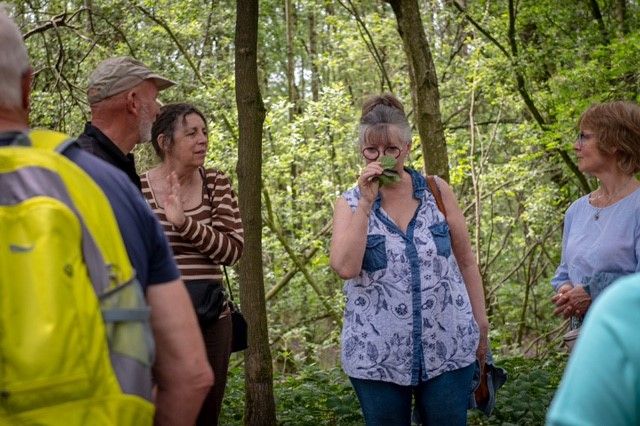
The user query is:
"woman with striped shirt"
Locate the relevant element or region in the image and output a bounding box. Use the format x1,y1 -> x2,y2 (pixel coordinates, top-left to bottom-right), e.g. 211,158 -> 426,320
141,103 -> 244,426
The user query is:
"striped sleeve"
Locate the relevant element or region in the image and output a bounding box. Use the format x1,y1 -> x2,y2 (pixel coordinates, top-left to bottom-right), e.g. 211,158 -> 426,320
177,169 -> 244,265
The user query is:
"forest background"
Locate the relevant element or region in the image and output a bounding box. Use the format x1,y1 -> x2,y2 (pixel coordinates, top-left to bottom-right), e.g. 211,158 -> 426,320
8,0 -> 640,424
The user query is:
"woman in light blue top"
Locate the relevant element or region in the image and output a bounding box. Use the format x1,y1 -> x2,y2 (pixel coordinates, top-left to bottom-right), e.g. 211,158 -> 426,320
551,101 -> 640,322
330,94 -> 488,426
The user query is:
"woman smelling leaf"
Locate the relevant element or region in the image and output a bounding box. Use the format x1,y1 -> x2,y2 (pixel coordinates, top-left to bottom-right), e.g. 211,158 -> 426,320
378,155 -> 400,186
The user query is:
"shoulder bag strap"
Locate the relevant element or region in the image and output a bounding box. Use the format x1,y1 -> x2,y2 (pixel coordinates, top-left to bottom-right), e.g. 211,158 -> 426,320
222,266 -> 236,302
426,175 -> 447,219
198,166 -> 213,201
198,167 -> 236,302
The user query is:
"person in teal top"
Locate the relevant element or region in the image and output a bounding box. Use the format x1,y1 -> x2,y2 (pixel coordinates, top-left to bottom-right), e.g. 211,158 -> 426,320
546,273 -> 640,426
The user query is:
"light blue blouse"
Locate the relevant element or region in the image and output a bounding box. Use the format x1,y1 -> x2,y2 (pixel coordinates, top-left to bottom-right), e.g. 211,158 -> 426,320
551,188 -> 640,293
340,170 -> 479,386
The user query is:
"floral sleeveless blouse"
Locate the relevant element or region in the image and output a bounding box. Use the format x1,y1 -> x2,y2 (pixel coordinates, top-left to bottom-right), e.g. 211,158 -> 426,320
340,169 -> 479,386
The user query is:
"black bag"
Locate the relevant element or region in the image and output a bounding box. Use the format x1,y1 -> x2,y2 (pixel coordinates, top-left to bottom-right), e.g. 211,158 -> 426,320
199,168 -> 248,351
185,280 -> 226,327
229,301 -> 248,352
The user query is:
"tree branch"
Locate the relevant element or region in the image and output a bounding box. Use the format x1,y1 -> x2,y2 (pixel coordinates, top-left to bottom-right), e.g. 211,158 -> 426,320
23,9 -> 87,40
263,189 -> 341,322
337,0 -> 394,92
452,0 -> 591,193
265,221 -> 331,301
588,0 -> 609,43
134,3 -> 207,86
452,1 -> 510,59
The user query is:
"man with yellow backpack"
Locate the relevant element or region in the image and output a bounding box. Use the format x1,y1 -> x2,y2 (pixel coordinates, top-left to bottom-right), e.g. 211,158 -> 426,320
0,7 -> 212,425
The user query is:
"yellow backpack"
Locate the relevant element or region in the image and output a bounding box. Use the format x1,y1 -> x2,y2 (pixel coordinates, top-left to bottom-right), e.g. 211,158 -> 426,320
0,130 -> 154,425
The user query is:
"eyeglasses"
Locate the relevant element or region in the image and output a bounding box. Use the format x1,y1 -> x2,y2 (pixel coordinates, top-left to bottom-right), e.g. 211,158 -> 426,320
576,131 -> 594,148
362,145 -> 402,160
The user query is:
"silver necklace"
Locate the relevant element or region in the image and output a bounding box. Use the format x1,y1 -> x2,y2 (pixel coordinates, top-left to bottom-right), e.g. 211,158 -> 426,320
589,178 -> 633,220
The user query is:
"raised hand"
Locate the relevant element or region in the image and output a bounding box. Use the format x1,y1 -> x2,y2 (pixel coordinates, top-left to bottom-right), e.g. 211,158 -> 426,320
164,171 -> 186,229
357,161 -> 383,205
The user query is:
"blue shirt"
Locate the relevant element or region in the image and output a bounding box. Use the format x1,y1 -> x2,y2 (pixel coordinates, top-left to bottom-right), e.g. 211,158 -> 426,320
64,145 -> 179,290
551,189 -> 640,292
547,273 -> 640,426
0,131 -> 179,290
340,169 -> 479,386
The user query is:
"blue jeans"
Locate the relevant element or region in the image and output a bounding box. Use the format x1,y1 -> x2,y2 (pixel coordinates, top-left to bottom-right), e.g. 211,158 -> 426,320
350,363 -> 475,426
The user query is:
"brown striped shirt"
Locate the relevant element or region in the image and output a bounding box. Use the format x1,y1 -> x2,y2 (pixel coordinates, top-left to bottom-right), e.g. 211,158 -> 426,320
140,168 -> 244,281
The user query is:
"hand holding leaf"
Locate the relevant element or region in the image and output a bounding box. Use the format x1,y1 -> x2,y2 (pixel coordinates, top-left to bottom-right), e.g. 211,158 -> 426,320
378,155 -> 401,186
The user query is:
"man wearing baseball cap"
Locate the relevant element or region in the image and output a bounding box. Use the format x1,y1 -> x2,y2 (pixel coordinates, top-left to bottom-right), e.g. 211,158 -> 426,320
0,9 -> 211,425
78,56 -> 175,189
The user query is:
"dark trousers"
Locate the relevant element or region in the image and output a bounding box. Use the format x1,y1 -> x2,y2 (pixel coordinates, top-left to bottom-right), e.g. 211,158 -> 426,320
350,363 -> 474,426
196,312 -> 232,426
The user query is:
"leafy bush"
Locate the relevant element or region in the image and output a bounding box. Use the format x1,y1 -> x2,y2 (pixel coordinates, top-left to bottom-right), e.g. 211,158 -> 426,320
468,354 -> 568,425
220,364 -> 363,425
222,354 -> 567,425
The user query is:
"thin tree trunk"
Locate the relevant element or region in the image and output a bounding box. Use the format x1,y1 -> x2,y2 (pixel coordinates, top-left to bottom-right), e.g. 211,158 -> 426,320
197,0 -> 217,70
234,0 -> 276,424
284,0 -> 299,217
614,0 -> 628,35
285,0 -> 298,118
386,0 -> 450,181
308,10 -> 319,102
338,0 -> 395,92
451,0 -> 592,194
588,0 -> 609,43
468,76 -> 481,264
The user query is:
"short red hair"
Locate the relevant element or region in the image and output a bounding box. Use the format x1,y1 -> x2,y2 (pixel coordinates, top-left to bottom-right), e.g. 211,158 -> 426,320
579,101 -> 640,175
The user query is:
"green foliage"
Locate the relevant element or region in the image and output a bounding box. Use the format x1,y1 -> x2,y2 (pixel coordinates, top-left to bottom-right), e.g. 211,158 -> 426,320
469,354 -> 568,425
223,355 -> 568,425
221,365 -> 363,426
9,0 -> 639,419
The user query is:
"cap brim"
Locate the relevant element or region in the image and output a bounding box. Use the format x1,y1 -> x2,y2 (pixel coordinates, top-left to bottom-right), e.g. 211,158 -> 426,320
148,74 -> 176,91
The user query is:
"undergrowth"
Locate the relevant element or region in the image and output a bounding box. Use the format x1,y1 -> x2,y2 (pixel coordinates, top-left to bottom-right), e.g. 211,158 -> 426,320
221,353 -> 568,425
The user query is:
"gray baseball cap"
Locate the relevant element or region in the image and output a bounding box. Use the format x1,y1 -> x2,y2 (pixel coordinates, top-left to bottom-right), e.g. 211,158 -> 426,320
87,56 -> 175,104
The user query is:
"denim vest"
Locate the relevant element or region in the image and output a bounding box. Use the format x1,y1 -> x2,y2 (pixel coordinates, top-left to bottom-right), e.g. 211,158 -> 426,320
340,169 -> 479,386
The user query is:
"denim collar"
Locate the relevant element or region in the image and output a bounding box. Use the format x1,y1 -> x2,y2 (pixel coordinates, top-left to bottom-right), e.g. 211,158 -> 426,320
369,168 -> 426,239
372,167 -> 426,209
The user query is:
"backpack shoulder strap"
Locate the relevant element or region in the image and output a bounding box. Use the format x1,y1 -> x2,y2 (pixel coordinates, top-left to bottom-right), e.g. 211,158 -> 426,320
28,129 -> 76,153
426,175 -> 447,218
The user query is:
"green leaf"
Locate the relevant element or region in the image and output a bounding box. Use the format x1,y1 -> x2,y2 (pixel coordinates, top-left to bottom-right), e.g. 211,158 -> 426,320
379,155 -> 396,169
378,155 -> 400,186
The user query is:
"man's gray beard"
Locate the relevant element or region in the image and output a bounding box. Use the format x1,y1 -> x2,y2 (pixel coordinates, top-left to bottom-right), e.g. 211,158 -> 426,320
138,119 -> 153,144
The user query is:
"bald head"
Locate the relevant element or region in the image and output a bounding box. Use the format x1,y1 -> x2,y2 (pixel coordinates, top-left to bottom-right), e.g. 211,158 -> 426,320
0,6 -> 30,110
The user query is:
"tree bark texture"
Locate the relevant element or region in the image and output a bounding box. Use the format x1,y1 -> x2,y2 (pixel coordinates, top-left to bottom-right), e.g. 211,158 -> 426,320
614,0 -> 628,35
308,10 -> 319,102
234,0 -> 277,424
386,0 -> 450,181
285,0 -> 299,118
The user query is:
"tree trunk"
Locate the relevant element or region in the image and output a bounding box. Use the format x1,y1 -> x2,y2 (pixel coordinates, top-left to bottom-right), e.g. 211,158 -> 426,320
285,0 -> 298,118
308,10 -> 319,102
588,0 -> 609,43
386,0 -> 450,181
614,0 -> 628,35
234,0 -> 277,424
